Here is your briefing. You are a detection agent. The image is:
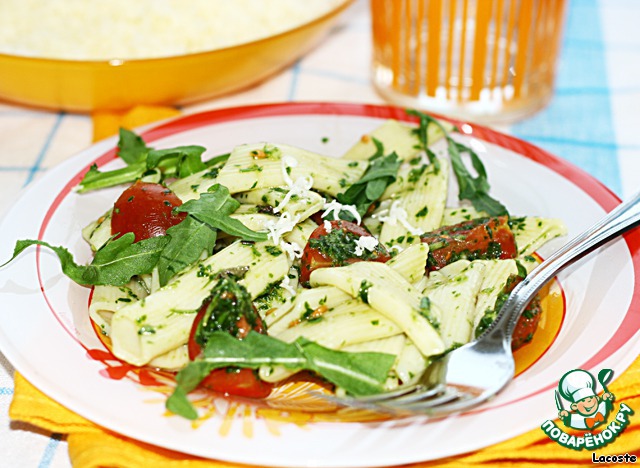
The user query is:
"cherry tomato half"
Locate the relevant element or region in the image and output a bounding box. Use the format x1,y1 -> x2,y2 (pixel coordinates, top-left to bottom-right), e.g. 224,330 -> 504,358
187,301 -> 266,360
300,220 -> 391,285
187,299 -> 272,399
508,277 -> 542,351
421,216 -> 517,271
198,368 -> 272,399
111,181 -> 186,242
475,274 -> 542,351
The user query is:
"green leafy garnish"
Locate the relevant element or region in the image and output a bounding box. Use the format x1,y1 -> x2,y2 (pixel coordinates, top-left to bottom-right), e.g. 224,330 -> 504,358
3,233 -> 168,286
78,128 -> 229,193
116,128 -> 149,164
156,184 -> 267,286
175,184 -> 268,243
194,274 -> 260,346
406,109 -> 441,171
406,109 -> 508,216
166,331 -> 396,420
156,216 -> 217,286
307,229 -> 385,266
447,140 -> 509,216
79,163 -> 150,193
336,142 -> 401,220
145,145 -> 208,178
5,183 -> 267,288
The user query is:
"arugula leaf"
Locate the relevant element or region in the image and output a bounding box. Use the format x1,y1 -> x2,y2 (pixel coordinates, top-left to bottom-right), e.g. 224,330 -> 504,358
406,109 -> 508,216
369,137 -> 385,160
156,184 -> 267,285
78,129 -> 227,193
297,338 -> 394,394
447,140 -> 508,216
86,234 -> 170,285
176,184 -> 268,242
77,163 -> 148,193
406,109 -> 441,171
4,233 -> 168,286
156,216 -> 218,286
204,153 -> 231,168
146,145 -> 207,178
117,128 -> 150,165
166,331 -> 395,419
336,151 -> 401,220
166,387 -> 197,420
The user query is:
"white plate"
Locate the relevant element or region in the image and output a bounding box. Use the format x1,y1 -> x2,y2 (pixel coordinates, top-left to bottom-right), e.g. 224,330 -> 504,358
1,103 -> 639,468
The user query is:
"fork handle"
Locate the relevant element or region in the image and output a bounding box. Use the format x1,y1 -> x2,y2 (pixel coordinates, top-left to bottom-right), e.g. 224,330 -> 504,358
491,189 -> 640,342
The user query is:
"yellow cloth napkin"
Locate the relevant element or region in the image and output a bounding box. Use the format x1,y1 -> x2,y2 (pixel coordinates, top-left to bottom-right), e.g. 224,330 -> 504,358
11,362 -> 640,468
10,105 -> 640,467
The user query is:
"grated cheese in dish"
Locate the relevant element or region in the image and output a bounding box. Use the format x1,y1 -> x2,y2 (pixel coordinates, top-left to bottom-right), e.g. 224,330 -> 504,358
0,0 -> 346,60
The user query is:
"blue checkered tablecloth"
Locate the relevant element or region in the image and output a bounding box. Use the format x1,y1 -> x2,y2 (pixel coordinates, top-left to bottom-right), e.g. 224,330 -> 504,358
1,0 -> 639,466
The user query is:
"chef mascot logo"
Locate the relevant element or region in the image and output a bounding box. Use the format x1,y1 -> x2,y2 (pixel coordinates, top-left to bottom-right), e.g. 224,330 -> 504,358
558,369 -> 613,430
540,368 -> 634,450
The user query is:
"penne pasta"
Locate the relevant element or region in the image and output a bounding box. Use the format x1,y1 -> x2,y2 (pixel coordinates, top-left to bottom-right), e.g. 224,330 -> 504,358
31,114 -> 567,408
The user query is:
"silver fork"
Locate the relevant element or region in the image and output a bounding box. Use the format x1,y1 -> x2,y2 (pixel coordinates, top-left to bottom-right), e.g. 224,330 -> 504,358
329,190 -> 640,416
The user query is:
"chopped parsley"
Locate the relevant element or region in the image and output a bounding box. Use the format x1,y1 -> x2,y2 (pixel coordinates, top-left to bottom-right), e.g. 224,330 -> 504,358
359,280 -> 373,304
308,228 -> 385,266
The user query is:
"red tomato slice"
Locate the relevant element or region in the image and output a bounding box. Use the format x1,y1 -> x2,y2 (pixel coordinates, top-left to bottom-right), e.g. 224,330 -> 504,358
506,276 -> 542,351
300,219 -> 391,285
421,216 -> 517,271
512,297 -> 542,351
187,299 -> 272,399
187,302 -> 266,360
199,368 -> 272,399
111,181 -> 186,242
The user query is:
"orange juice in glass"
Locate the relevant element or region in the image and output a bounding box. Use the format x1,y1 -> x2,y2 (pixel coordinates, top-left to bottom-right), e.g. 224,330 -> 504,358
371,0 -> 568,123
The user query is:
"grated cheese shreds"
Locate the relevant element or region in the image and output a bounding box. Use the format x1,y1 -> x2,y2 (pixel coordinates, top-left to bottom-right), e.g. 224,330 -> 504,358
354,236 -> 379,257
0,0 -> 346,60
274,155 -> 314,214
322,199 -> 362,225
378,200 -> 423,236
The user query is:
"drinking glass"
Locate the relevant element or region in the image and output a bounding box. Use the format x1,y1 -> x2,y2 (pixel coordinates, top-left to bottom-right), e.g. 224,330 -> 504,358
371,0 -> 568,123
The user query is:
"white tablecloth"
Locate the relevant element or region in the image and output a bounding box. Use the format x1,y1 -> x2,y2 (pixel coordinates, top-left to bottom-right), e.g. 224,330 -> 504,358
1,0 -> 639,466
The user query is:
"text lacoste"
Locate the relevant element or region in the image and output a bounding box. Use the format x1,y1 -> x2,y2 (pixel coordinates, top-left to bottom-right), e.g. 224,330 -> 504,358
591,452 -> 637,463
540,403 -> 634,450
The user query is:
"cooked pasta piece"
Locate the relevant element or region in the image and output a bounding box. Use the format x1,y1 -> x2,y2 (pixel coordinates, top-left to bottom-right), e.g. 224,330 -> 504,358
147,344 -> 189,371
511,217 -> 568,257
82,211 -> 113,251
267,286 -> 350,333
274,299 -> 402,348
422,260 -> 487,348
89,280 -> 149,337
235,186 -> 325,221
441,206 -> 486,226
110,240 -> 289,366
471,259 -> 520,331
393,340 -> 428,387
216,143 -> 367,196
386,242 -> 430,284
264,301 -> 403,384
310,261 -> 445,357
342,119 -> 452,161
167,165 -> 223,202
377,159 -> 449,248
